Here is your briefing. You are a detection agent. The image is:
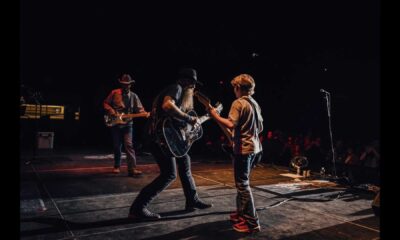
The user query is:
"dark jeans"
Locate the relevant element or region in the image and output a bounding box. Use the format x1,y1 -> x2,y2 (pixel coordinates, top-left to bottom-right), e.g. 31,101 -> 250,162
111,125 -> 137,170
234,153 -> 260,227
130,142 -> 198,212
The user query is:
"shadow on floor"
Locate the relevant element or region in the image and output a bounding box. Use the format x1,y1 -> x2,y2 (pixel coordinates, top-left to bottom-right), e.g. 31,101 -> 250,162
20,210 -> 233,237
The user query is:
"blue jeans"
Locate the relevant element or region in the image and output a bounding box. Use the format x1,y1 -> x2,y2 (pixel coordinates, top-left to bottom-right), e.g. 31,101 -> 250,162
234,153 -> 260,227
130,142 -> 198,212
111,125 -> 137,170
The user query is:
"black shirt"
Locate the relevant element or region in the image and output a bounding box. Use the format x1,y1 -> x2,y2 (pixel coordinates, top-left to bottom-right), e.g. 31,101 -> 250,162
152,83 -> 183,119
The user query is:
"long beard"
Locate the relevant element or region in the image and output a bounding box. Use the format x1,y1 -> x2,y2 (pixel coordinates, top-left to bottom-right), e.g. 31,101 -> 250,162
180,88 -> 194,112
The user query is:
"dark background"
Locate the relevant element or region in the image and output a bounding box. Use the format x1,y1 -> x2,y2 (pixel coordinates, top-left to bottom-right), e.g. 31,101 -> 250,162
20,0 -> 380,151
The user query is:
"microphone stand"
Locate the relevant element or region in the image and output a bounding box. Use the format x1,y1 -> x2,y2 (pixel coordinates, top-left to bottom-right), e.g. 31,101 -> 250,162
322,91 -> 338,179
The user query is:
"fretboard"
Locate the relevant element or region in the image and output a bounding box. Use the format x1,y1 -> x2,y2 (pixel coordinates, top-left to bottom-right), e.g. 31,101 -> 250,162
198,113 -> 211,124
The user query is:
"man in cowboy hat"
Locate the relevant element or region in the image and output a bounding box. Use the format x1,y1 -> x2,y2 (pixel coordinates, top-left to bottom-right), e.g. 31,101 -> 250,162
104,73 -> 149,177
128,68 -> 212,219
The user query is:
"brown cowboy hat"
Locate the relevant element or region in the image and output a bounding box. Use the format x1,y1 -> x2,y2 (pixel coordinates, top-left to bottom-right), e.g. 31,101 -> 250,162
118,74 -> 135,84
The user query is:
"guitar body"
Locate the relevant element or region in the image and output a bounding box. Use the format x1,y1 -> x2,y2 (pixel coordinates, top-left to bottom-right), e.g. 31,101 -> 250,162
104,115 -> 126,127
154,103 -> 223,158
156,110 -> 203,158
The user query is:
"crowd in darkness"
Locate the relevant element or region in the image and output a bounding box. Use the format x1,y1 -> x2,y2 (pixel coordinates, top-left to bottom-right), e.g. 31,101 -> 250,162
203,129 -> 380,186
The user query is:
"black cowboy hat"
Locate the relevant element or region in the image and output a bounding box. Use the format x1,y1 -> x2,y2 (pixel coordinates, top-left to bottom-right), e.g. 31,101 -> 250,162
178,68 -> 203,86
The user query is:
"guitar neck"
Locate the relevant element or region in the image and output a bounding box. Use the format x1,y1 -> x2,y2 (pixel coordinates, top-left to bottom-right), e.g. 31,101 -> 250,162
196,106 -> 232,145
121,112 -> 148,119
198,114 -> 211,124
194,91 -> 230,143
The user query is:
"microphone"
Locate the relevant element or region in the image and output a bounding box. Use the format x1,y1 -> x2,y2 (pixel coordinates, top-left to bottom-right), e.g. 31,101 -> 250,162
320,89 -> 330,94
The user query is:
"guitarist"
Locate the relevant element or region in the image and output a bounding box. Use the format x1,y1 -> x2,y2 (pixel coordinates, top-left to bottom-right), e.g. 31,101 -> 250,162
128,68 -> 212,219
103,73 -> 148,177
206,74 -> 263,233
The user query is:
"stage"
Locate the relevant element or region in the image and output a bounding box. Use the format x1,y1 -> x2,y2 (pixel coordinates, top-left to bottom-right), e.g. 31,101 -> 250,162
20,150 -> 379,239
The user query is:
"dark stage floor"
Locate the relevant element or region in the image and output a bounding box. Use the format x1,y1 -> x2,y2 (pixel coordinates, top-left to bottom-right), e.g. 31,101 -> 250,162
20,149 -> 380,240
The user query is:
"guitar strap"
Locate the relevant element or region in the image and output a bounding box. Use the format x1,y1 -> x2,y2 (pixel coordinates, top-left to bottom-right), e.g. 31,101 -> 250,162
128,92 -> 133,113
243,97 -> 261,136
121,91 -> 132,113
243,97 -> 263,167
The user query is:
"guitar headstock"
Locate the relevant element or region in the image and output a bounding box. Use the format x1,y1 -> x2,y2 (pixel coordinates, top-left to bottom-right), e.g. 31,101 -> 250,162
195,91 -> 223,115
214,102 -> 223,114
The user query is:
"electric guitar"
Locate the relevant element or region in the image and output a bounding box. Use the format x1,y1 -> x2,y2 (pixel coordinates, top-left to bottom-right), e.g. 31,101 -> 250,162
194,91 -> 233,145
104,112 -> 150,127
155,102 -> 223,158
194,91 -> 235,160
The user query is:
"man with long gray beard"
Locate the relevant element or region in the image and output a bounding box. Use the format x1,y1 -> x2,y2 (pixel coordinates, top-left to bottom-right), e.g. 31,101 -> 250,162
128,68 -> 213,219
